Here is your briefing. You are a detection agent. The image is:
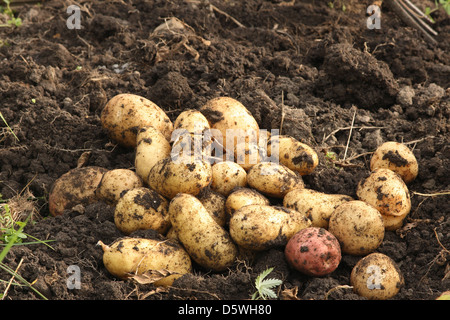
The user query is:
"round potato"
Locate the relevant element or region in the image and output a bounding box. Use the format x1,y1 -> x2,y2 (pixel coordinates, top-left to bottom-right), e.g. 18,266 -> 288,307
356,168 -> 411,219
173,109 -> 210,134
247,162 -> 304,198
370,141 -> 418,183
283,188 -> 353,229
197,188 -> 227,227
169,193 -> 238,271
229,204 -> 312,251
98,237 -> 192,287
147,155 -> 212,199
285,227 -> 341,277
268,135 -> 319,175
211,161 -> 247,196
96,169 -> 143,205
328,200 -> 385,256
350,252 -> 404,300
170,130 -> 213,161
135,126 -> 171,184
114,187 -> 170,235
48,166 -> 107,216
100,93 -> 173,148
234,140 -> 264,171
225,187 -> 270,217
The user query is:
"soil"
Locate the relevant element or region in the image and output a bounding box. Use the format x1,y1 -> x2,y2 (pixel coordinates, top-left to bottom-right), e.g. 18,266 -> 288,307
0,0 -> 449,301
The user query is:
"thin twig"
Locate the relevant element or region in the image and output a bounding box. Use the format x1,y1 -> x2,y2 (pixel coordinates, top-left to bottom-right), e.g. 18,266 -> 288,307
280,91 -> 285,136
2,258 -> 24,300
210,4 -> 245,28
342,109 -> 356,161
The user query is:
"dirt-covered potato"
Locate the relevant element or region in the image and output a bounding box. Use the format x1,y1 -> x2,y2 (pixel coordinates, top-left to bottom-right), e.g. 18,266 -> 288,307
48,166 -> 107,216
100,93 -> 173,148
229,204 -> 312,251
370,141 -> 418,183
285,227 -> 341,277
234,140 -> 264,171
350,252 -> 404,300
247,162 -> 304,198
283,188 -> 353,229
95,169 -> 143,205
328,200 -> 385,255
211,161 -> 247,196
173,109 -> 210,134
170,131 -> 213,161
197,188 -> 227,227
135,126 -> 171,184
148,155 -> 212,199
114,187 -> 170,235
268,135 -> 319,175
356,168 -> 411,226
98,237 -> 192,286
169,193 -> 238,271
225,187 -> 270,217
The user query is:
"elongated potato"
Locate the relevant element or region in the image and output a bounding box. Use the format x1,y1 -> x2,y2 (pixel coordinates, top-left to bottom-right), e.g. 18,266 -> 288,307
169,193 -> 238,272
197,188 -> 227,227
211,161 -> 247,196
49,166 -> 107,216
283,188 -> 353,229
99,237 -> 192,286
135,126 -> 171,184
229,204 -> 312,251
96,169 -> 143,205
173,109 -> 210,134
225,187 -> 270,217
101,93 -> 173,148
247,162 -> 304,198
114,187 -> 170,235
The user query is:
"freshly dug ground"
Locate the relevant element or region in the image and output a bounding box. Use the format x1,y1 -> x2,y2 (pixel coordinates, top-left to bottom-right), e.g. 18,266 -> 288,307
0,0 -> 449,301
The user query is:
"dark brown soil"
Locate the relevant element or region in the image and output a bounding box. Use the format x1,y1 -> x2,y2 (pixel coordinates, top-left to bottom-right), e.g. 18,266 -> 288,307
0,0 -> 449,301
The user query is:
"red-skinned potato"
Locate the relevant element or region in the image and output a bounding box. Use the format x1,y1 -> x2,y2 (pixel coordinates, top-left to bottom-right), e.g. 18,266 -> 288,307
285,227 -> 341,277
95,169 -> 143,205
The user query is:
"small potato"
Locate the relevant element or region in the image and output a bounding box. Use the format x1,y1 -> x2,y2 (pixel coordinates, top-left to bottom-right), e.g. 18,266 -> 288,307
234,140 -> 264,171
283,188 -> 353,229
370,141 -> 418,183
173,109 -> 210,134
285,227 -> 341,277
100,93 -> 173,148
114,187 -> 170,235
229,204 -> 312,251
268,135 -> 319,175
147,155 -> 212,199
350,252 -> 404,300
96,169 -> 143,205
48,166 -> 107,216
211,161 -> 247,196
170,131 -> 213,161
356,168 -> 411,219
135,126 -> 171,184
197,188 -> 227,227
225,187 -> 270,217
328,200 -> 385,256
169,193 -> 238,272
99,237 -> 192,287
247,162 -> 304,198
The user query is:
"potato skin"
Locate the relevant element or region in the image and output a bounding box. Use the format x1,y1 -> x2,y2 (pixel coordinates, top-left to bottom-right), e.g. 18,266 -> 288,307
169,193 -> 238,272
328,200 -> 385,255
173,109 -> 210,134
225,187 -> 270,217
370,141 -> 418,183
96,169 -> 143,205
197,188 -> 227,227
285,227 -> 341,277
283,188 -> 353,229
48,166 -> 107,216
100,93 -> 173,148
114,187 -> 170,235
211,161 -> 247,196
229,205 -> 312,251
350,253 -> 404,300
100,237 -> 192,286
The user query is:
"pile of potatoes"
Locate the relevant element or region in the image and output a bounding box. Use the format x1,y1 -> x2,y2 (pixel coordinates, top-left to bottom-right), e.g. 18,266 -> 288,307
48,94 -> 418,299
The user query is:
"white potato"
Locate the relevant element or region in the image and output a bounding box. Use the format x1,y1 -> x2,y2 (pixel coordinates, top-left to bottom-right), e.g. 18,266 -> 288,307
96,169 -> 143,205
211,161 -> 247,196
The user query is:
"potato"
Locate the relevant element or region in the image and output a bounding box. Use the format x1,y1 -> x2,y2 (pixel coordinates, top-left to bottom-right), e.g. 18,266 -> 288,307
234,140 -> 264,171
114,187 -> 170,235
284,227 -> 341,277
197,188 -> 227,227
328,200 -> 385,255
100,93 -> 173,148
169,193 -> 238,271
356,168 -> 411,220
370,141 -> 418,183
268,135 -> 319,175
350,252 -> 404,300
173,109 -> 210,134
283,189 -> 353,229
98,237 -> 192,286
95,169 -> 143,205
247,162 -> 304,198
170,131 -> 213,161
135,126 -> 171,184
225,187 -> 270,217
229,204 -> 312,251
48,166 -> 107,216
147,155 -> 212,199
211,161 -> 247,196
